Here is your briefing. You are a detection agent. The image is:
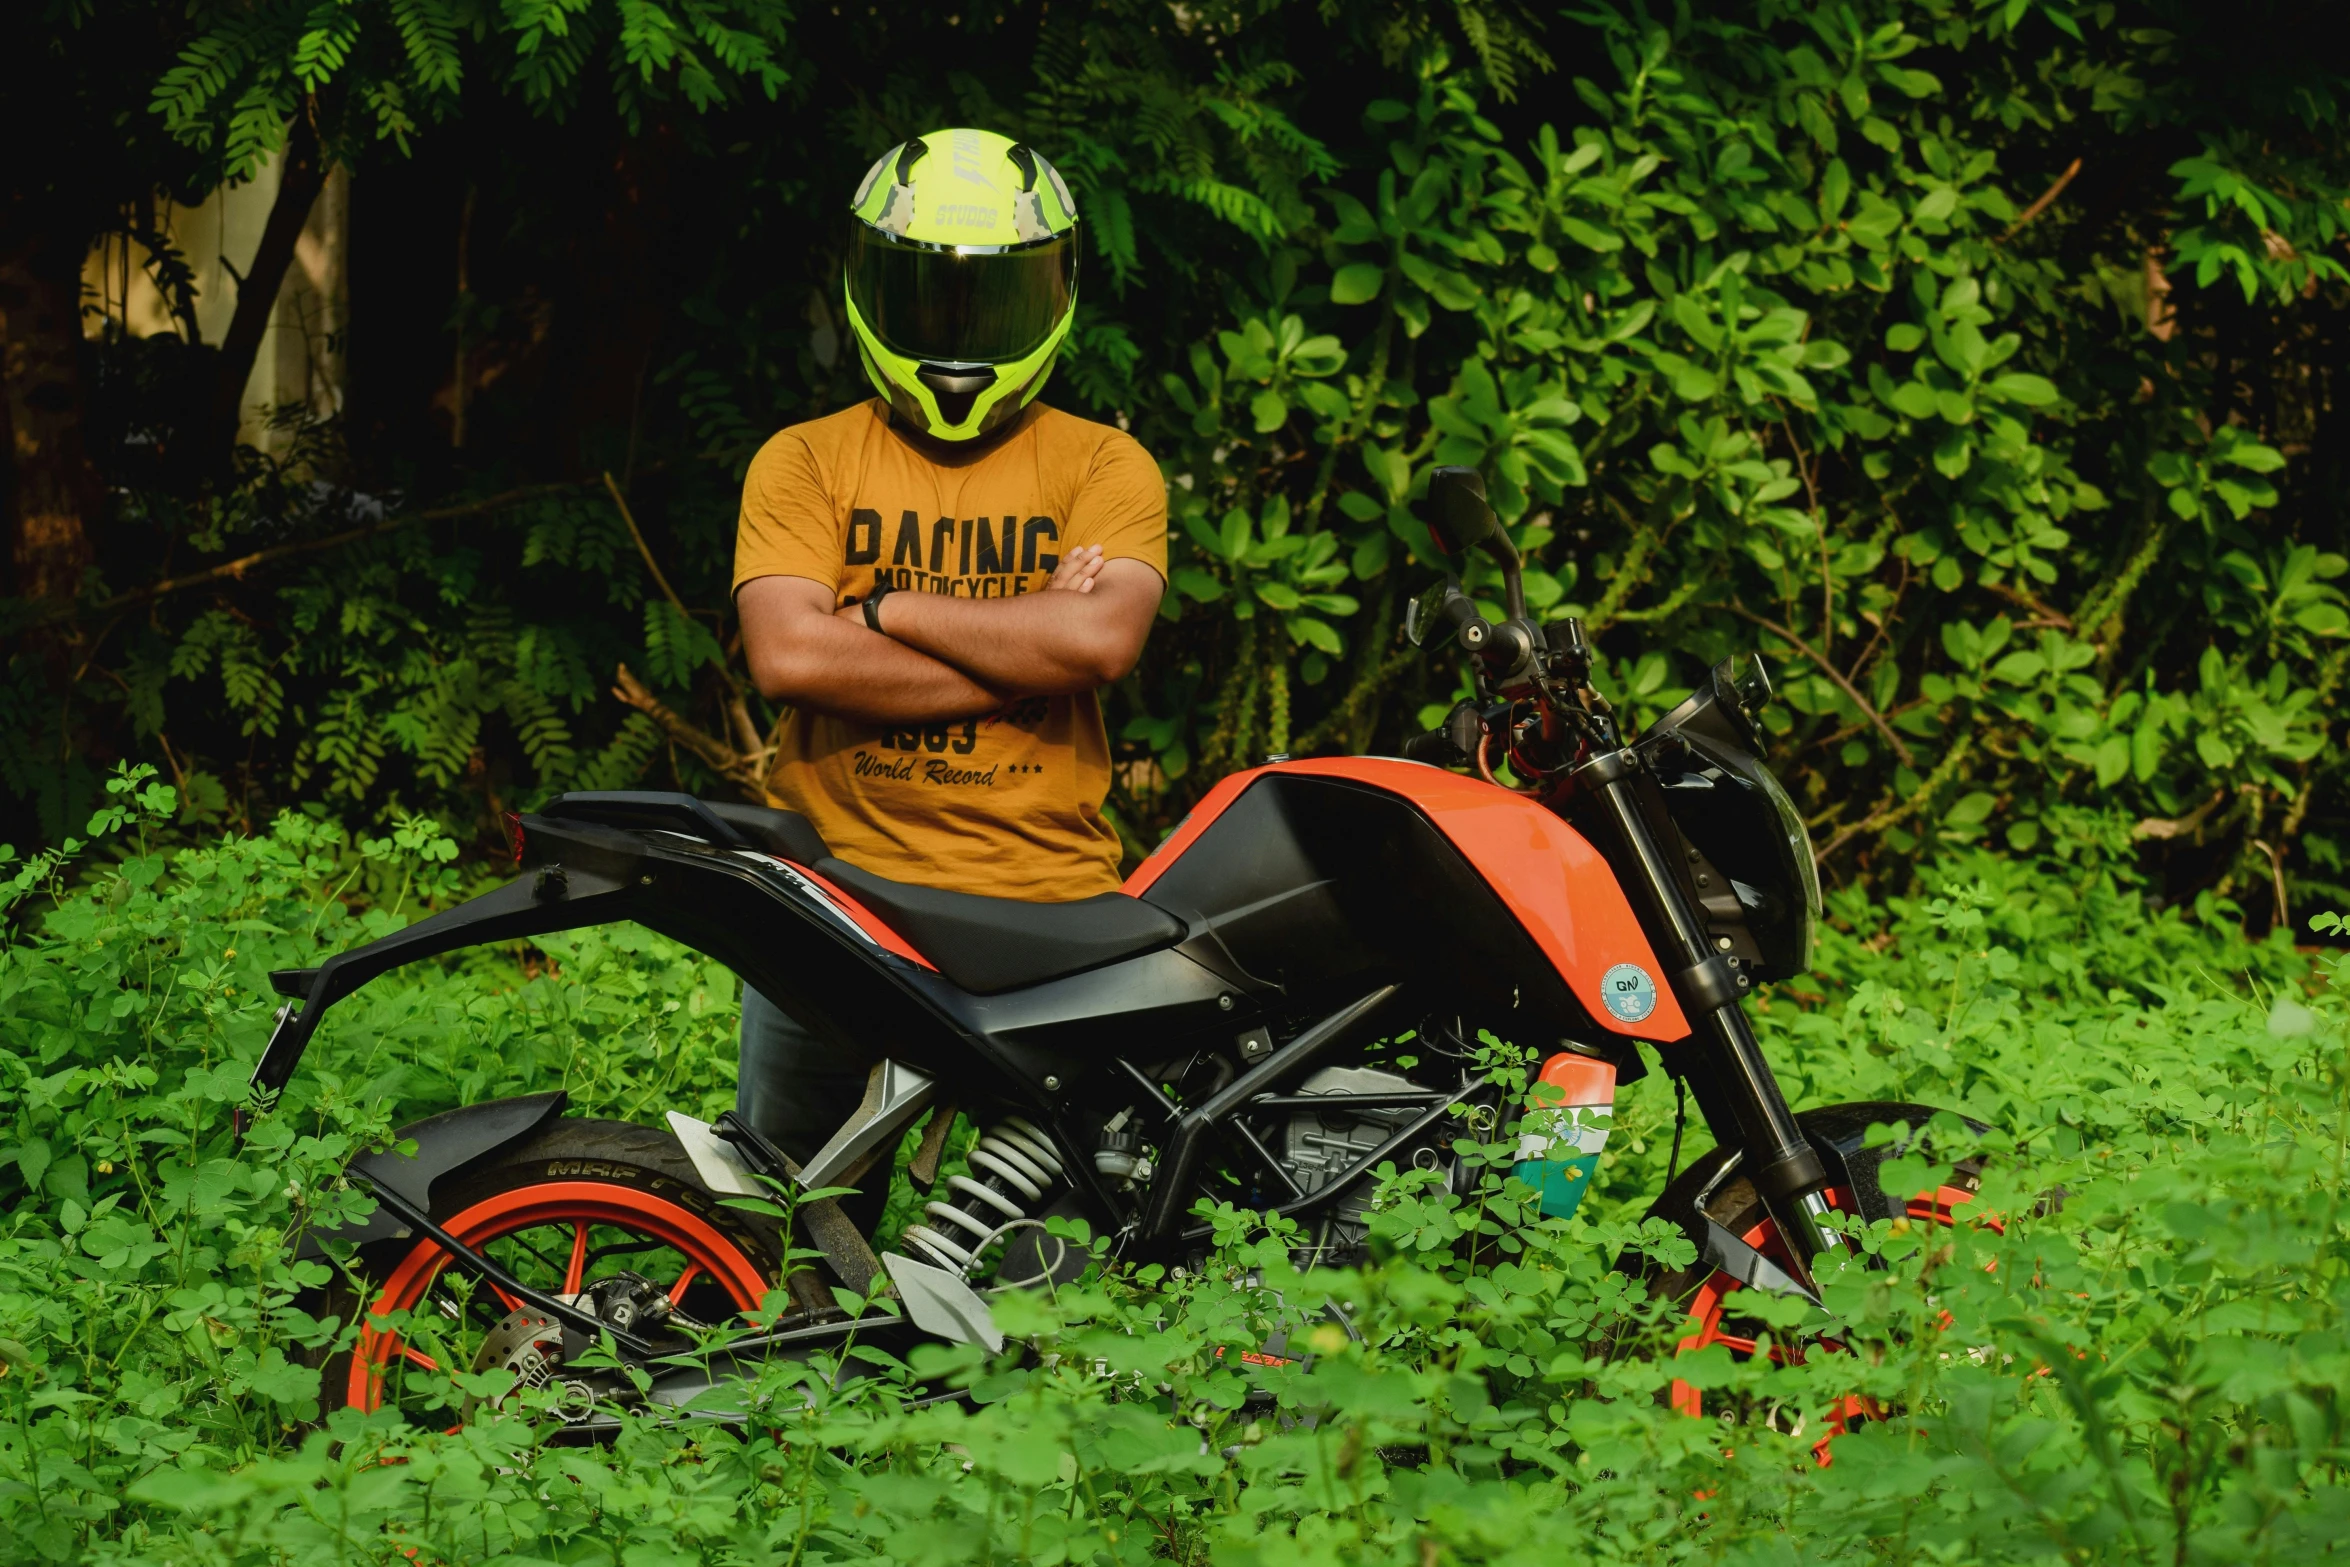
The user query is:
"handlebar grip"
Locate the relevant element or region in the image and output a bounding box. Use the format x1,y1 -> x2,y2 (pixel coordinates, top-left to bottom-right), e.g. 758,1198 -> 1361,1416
1438,594 -> 1490,651
1402,727 -> 1465,766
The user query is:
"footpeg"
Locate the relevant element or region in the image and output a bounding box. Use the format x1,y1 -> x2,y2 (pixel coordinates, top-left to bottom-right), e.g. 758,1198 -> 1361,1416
882,1251 -> 1004,1351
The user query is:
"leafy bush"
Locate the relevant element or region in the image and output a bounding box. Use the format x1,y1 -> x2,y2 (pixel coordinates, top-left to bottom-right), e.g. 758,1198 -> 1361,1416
17,0 -> 2349,922
5,776 -> 2348,1563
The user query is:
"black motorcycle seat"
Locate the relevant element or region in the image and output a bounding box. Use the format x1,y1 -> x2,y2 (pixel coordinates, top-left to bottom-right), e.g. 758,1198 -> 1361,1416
538,790 -> 1185,994
815,857 -> 1186,995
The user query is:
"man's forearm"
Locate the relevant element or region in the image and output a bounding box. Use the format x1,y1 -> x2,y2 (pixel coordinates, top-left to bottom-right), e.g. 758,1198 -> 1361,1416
748,611 -> 1006,724
879,564 -> 1157,694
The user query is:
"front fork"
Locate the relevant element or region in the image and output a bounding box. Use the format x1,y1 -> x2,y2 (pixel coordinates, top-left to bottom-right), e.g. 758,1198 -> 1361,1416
1568,752 -> 1842,1283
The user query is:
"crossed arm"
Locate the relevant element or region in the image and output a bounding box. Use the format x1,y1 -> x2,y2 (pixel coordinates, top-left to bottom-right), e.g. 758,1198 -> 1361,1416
737,546 -> 1164,724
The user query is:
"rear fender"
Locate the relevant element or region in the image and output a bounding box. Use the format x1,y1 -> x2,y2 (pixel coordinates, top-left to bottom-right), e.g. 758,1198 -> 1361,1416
299,1091 -> 569,1257
249,813 -> 973,1108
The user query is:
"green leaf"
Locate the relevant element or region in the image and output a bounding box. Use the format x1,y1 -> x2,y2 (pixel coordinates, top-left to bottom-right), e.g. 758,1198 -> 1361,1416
1932,430 -> 1974,478
2094,734 -> 2130,787
1218,508 -> 1252,562
1254,581 -> 1302,610
1944,790 -> 1995,827
1291,616 -> 1344,654
1986,373 -> 2059,407
1888,380 -> 1937,419
2219,438 -> 2286,473
1171,567 -> 1226,603
1913,186 -> 1959,223
1329,263 -> 1385,305
1990,651 -> 2045,685
1250,389 -> 1289,433
129,1463 -> 258,1514
1673,364 -> 1721,401
1556,216 -> 1623,253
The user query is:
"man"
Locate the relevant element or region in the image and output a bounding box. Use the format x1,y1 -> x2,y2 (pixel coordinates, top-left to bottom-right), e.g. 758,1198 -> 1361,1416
730,127 -> 1166,1212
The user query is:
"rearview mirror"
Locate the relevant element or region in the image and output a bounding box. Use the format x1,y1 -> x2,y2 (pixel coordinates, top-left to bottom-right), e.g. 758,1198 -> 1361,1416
1425,466 -> 1504,559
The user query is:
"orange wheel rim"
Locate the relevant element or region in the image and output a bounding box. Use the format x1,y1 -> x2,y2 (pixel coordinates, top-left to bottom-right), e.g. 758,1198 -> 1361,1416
1670,1180 -> 1980,1463
347,1180 -> 770,1412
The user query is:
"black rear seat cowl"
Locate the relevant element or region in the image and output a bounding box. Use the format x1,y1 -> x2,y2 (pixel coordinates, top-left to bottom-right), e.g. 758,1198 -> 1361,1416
815,858 -> 1185,995
534,790 -> 1186,995
539,790 -> 829,865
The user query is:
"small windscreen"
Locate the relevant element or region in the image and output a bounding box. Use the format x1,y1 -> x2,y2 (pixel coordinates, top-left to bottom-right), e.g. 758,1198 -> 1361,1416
847,225 -> 1077,364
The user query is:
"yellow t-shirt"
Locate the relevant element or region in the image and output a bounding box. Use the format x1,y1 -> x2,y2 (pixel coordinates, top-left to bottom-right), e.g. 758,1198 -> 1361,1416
731,400 -> 1168,902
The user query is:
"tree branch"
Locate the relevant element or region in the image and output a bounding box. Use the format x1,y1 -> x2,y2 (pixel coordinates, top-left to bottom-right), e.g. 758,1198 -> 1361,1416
1999,157 -> 2082,243
1722,602 -> 1916,768
1981,579 -> 2074,631
1818,729 -> 1976,863
90,480 -> 585,614
211,112 -> 329,448
610,662 -> 775,803
2131,788 -> 2225,842
602,470 -> 688,617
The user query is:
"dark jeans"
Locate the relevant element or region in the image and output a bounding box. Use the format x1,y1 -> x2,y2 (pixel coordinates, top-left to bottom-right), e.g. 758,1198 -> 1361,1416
737,986 -> 887,1233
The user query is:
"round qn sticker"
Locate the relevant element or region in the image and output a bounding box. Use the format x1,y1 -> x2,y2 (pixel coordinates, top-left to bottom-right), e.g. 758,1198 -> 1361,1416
1600,962 -> 1659,1023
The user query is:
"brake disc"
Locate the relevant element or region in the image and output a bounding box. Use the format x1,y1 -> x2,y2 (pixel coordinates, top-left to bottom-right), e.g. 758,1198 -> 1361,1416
465,1306 -> 565,1421
462,1274 -> 705,1424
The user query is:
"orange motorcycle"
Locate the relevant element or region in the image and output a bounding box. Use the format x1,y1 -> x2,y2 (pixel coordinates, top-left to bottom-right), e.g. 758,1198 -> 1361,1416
250,467 -> 1973,1435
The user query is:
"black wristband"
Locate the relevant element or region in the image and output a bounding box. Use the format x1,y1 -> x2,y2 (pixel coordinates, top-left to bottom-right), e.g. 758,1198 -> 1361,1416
862,580 -> 895,635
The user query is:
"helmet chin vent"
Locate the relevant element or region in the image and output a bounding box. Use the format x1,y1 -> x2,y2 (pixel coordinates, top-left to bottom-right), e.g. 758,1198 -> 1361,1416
916,364 -> 999,429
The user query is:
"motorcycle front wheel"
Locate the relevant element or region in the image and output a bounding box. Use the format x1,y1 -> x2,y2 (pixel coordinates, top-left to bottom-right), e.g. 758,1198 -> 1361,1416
1636,1101 -> 1994,1465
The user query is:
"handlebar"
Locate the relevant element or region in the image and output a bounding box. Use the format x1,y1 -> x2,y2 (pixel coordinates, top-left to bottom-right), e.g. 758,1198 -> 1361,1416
1436,591 -> 1490,653
1401,699 -> 1486,768
1402,727 -> 1463,766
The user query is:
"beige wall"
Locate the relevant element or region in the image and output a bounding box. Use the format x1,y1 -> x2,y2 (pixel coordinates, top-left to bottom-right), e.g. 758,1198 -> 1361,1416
82,150 -> 349,453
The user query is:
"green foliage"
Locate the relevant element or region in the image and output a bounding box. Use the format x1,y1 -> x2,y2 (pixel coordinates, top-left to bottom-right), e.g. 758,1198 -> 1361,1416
5,777 -> 2350,1562
153,0 -> 794,176
16,0 -> 2350,917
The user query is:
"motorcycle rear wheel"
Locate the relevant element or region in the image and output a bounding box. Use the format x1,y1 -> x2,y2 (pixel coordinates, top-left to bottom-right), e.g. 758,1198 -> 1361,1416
315,1117 -> 782,1424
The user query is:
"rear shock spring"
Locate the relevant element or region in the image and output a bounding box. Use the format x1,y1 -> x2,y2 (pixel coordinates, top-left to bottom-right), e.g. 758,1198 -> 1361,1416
901,1116 -> 1066,1277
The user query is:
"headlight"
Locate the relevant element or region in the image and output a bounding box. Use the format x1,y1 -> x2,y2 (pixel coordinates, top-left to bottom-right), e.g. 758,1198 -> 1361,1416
1751,762 -> 1820,971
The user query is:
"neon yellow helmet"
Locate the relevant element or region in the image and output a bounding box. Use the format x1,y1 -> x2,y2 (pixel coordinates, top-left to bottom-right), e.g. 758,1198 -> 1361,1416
845,127 -> 1080,442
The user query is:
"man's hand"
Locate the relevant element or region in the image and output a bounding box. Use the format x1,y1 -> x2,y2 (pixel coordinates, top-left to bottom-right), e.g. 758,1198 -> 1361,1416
876,553 -> 1160,695
1044,544 -> 1108,593
742,548 -> 1161,723
741,576 -> 1009,723
827,546 -> 1104,627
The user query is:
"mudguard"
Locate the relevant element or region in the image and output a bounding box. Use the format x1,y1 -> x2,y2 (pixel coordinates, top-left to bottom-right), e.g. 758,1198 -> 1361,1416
1794,1099 -> 1988,1223
299,1091 -> 569,1257
1661,1099 -> 1988,1230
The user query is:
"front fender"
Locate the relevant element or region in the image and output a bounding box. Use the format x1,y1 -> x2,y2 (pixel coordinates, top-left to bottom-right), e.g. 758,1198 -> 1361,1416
1794,1099 -> 1989,1224
1654,1099 -> 1989,1230
298,1091 -> 569,1257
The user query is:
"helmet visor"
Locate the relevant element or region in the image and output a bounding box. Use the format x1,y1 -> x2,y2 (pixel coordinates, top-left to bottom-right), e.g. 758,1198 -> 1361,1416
847,224 -> 1077,365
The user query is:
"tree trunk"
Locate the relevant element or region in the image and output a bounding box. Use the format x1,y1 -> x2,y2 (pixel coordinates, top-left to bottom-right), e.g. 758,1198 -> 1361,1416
211,113 -> 329,450
0,237 -> 101,604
